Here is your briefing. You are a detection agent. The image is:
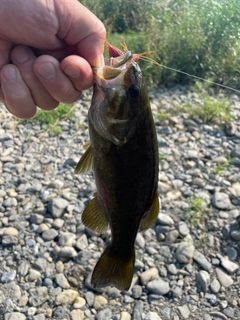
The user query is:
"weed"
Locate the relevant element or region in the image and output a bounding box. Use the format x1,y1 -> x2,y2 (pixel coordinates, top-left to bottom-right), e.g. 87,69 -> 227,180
211,156 -> 232,175
185,196 -> 206,230
158,111 -> 171,122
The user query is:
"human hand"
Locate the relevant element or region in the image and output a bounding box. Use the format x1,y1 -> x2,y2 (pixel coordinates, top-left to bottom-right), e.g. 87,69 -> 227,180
0,0 -> 106,118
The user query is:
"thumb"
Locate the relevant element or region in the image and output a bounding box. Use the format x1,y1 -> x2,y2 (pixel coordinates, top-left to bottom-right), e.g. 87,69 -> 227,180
55,0 -> 106,67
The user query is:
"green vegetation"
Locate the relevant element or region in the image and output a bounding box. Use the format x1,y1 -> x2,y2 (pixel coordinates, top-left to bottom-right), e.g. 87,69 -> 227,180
179,95 -> 235,124
185,196 -> 206,229
82,0 -> 240,90
18,103 -> 74,135
211,156 -> 233,175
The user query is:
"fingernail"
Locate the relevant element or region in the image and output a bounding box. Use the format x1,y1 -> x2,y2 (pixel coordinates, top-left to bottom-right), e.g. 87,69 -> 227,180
64,65 -> 80,78
13,47 -> 30,63
37,62 -> 56,80
2,66 -> 17,80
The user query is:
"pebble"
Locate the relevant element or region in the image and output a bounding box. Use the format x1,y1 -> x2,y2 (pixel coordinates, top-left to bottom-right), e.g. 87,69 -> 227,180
140,268 -> 159,285
41,228 -> 58,241
55,289 -> 79,305
193,250 -> 212,271
5,313 -> 26,320
210,278 -> 221,293
177,221 -> 190,237
95,308 -> 112,320
230,229 -> 240,241
196,270 -> 210,293
93,295 -> 108,310
55,273 -> 71,289
48,198 -> 69,218
175,243 -> 195,263
70,309 -> 84,320
216,268 -> 234,287
218,254 -> 239,274
146,278 -> 170,295
158,213 -> 174,226
212,192 -> 232,209
177,305 -> 190,319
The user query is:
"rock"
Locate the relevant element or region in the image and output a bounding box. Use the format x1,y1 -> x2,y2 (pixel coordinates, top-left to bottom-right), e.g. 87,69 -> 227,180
216,268 -> 234,288
177,221 -> 190,237
73,297 -> 86,309
29,287 -> 49,307
212,192 -> 231,209
209,311 -> 228,320
231,144 -> 240,158
175,243 -> 195,263
218,255 -> 239,274
1,270 -> 16,283
145,312 -> 162,320
58,232 -> 76,247
5,313 -> 26,320
32,257 -> 47,272
3,227 -> 18,236
48,198 -> 69,218
172,286 -> 183,298
158,213 -> 174,226
28,269 -> 41,281
41,229 -> 58,241
58,247 -> 78,258
55,273 -> 70,289
210,278 -> 221,293
55,289 -> 79,305
135,232 -> 145,248
131,285 -> 142,299
177,305 -> 190,319
193,250 -> 212,271
93,295 -> 108,310
85,291 -> 94,307
95,308 -> 112,320
75,234 -> 88,250
167,264 -> 178,275
70,309 -> 84,320
165,230 -> 179,243
132,300 -> 143,320
146,278 -> 170,295
230,230 -> 240,241
120,311 -> 131,320
196,270 -> 210,293
139,268 -> 159,285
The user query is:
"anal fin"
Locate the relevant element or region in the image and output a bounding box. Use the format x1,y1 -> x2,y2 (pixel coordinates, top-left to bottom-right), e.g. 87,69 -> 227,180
82,195 -> 108,233
74,145 -> 93,174
140,192 -> 160,231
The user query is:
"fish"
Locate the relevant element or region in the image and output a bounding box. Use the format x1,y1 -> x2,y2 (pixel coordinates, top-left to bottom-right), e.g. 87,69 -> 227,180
75,41 -> 160,291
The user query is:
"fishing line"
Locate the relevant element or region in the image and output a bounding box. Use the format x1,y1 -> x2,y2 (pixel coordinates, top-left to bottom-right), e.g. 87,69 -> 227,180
140,57 -> 240,94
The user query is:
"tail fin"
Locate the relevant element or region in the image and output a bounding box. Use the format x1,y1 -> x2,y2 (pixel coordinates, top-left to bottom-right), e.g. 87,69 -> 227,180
91,245 -> 135,291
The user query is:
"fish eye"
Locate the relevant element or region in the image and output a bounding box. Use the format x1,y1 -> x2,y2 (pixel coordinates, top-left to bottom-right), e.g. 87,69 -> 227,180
128,84 -> 140,99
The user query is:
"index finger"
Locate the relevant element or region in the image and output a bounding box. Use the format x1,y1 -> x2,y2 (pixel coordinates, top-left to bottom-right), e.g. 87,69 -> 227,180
55,1 -> 106,67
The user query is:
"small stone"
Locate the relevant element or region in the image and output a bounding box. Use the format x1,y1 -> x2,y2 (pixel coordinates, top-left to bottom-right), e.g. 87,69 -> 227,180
177,221 -> 190,237
177,305 -> 190,319
73,297 -> 86,309
145,312 -> 162,320
230,230 -> 240,241
95,308 -> 112,320
172,286 -> 183,298
212,192 -> 231,209
218,255 -> 239,274
18,261 -> 30,276
93,295 -> 108,310
58,246 -> 78,258
131,285 -> 142,299
55,289 -> 79,305
165,230 -> 179,243
135,232 -> 145,248
120,311 -> 131,320
75,234 -> 88,250
48,198 -> 69,218
85,291 -> 94,307
132,300 -> 143,320
167,264 -> 178,275
193,250 -> 212,271
3,227 -> 18,237
175,243 -> 195,263
52,218 -> 65,229
1,270 -> 16,283
231,144 -> 240,158
2,235 -> 18,245
166,190 -> 181,201
139,268 -> 159,285
55,261 -> 64,273
158,213 -> 174,226
28,269 -> 41,281
58,232 -> 76,246
146,278 -> 170,295
33,315 -> 45,320
29,287 -> 49,307
196,270 -> 210,293
55,273 -> 70,289
3,197 -> 18,207
210,278 -> 221,293
216,268 -> 233,287
4,312 -> 26,320
209,311 -> 228,320
41,228 -> 58,241
32,257 -> 47,272
227,247 -> 238,261
70,309 -> 84,320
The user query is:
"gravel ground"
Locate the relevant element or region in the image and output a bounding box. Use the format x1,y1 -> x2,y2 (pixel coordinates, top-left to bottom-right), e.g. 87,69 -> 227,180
0,86 -> 240,320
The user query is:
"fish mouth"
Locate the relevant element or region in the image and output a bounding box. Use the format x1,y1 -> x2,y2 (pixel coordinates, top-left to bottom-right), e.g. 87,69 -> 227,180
92,51 -> 141,88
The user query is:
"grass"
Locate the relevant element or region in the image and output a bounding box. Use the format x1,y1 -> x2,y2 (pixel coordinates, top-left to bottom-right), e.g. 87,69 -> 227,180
17,103 -> 74,135
211,156 -> 233,175
178,95 -> 235,124
185,196 -> 206,230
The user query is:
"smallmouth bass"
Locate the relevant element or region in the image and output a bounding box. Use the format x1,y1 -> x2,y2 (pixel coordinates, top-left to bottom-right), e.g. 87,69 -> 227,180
75,41 -> 160,291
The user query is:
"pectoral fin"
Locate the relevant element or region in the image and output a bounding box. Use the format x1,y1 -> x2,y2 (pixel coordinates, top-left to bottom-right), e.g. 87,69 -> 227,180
74,145 -> 93,174
140,192 -> 160,231
82,195 -> 108,233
